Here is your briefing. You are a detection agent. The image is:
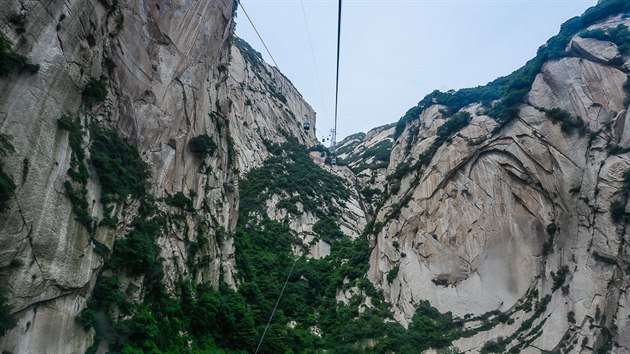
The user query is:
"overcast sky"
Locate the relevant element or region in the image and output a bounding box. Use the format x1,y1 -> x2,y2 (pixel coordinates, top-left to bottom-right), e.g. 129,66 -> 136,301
235,0 -> 598,143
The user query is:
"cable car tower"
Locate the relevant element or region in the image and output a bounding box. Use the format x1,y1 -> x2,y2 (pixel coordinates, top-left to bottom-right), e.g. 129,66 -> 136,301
329,0 -> 342,165
246,0 -> 344,351
330,128 -> 336,151
329,128 -> 337,165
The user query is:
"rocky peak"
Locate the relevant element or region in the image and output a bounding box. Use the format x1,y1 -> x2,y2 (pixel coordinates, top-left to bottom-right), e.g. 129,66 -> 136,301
367,5 -> 630,352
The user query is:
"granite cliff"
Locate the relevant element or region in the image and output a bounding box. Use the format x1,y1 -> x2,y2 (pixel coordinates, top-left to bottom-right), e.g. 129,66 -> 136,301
335,2 -> 630,352
0,0 -> 327,352
2,0 -> 630,353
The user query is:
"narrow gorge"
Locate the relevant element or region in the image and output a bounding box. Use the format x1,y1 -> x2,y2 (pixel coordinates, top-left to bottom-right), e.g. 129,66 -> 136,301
1,0 -> 630,353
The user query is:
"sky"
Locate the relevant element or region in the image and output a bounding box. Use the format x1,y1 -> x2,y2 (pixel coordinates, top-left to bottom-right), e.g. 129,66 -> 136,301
234,0 -> 598,143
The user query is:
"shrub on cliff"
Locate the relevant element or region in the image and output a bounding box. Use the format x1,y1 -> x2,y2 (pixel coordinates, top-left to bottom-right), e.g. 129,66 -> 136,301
610,200 -> 627,223
82,77 -> 108,105
89,127 -> 149,203
0,134 -> 15,213
580,24 -> 630,55
0,168 -> 15,213
0,286 -> 17,336
189,134 -> 217,158
0,31 -> 39,76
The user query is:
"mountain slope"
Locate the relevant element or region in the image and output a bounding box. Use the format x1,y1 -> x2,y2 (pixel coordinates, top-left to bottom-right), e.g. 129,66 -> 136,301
0,0 -> 319,352
360,3 -> 630,352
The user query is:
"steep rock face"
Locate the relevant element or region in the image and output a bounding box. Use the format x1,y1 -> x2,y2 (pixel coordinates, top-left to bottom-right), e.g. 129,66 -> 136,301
336,124 -> 395,214
0,1 -> 319,352
368,15 -> 630,353
225,40 -> 367,260
315,158 -> 368,240
228,40 -> 317,172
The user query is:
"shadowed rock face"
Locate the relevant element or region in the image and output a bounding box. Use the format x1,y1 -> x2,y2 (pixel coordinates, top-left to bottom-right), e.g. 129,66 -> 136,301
349,15 -> 630,353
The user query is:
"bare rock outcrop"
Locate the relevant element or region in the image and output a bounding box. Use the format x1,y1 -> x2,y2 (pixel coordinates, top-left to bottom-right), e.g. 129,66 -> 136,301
365,14 -> 630,353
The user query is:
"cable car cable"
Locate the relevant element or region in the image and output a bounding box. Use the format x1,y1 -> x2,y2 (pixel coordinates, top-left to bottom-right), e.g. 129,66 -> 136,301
240,1 -> 317,134
243,1 -> 343,350
300,0 -> 330,119
254,257 -> 298,354
331,0 -> 342,153
239,1 -> 280,68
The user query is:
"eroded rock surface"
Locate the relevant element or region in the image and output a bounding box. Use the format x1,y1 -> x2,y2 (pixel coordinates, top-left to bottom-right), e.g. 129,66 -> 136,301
354,15 -> 630,353
0,0 -> 322,352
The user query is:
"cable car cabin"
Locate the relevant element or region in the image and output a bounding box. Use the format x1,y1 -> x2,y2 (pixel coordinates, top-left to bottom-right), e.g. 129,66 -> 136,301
303,121 -> 310,130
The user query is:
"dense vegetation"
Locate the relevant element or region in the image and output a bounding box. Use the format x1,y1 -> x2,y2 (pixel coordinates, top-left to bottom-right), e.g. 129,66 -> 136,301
82,78 -> 108,105
89,126 -> 149,204
240,137 -> 351,218
58,116 -> 93,230
58,113 -> 150,231
0,135 -> 17,337
56,105 -> 183,352
87,135 -> 535,353
78,135 -> 372,352
189,134 -> 217,158
7,0 -> 627,350
0,133 -> 15,213
219,140 -> 480,352
58,76 -> 117,229
0,31 -> 39,76
76,129 -> 173,352
0,284 -> 16,337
